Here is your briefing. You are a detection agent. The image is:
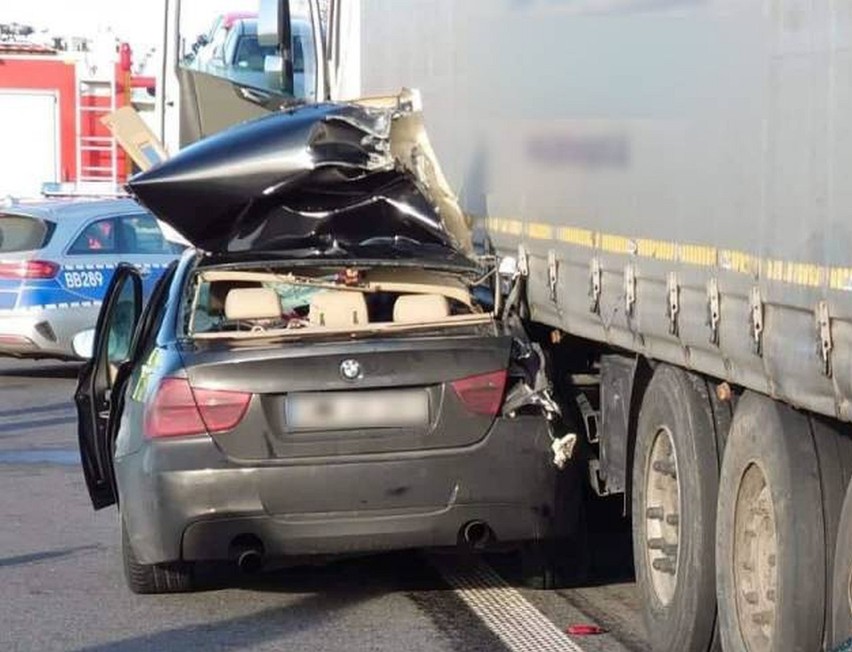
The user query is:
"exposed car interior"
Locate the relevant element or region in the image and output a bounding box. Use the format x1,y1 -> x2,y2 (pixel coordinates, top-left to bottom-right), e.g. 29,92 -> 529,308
188,267 -> 492,338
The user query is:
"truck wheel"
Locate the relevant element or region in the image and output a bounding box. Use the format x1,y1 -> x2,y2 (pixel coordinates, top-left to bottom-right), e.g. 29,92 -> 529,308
812,419 -> 852,650
834,478 -> 852,647
632,365 -> 720,652
716,392 -> 824,652
121,518 -> 194,594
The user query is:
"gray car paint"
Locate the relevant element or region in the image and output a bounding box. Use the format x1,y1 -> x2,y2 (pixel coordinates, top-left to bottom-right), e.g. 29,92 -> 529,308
119,416 -> 557,564
104,251 -> 562,566
75,95 -> 565,572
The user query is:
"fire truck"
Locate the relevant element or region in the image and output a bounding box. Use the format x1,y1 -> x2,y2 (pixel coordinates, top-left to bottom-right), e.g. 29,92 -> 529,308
0,28 -> 153,197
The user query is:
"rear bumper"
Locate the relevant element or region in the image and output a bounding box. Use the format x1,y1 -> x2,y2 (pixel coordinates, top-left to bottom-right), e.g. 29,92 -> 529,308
117,416 -> 562,564
0,307 -> 96,359
181,503 -> 547,562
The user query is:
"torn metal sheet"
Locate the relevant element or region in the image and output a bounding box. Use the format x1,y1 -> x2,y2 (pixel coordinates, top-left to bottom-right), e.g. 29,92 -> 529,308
128,91 -> 472,255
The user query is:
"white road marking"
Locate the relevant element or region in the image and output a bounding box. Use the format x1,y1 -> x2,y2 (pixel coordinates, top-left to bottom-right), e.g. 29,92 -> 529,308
429,555 -> 585,652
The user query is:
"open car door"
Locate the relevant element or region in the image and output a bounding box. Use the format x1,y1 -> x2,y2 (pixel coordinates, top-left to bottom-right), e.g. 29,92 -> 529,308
74,265 -> 143,510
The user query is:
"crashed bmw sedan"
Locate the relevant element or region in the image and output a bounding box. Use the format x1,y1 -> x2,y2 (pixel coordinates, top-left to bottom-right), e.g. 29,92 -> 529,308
74,93 -> 568,593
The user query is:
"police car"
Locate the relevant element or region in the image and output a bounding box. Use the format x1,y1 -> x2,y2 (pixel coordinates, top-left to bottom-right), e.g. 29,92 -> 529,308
0,198 -> 183,360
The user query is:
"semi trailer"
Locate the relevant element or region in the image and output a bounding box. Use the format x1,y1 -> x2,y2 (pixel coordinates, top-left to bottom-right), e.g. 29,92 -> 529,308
155,1 -> 852,650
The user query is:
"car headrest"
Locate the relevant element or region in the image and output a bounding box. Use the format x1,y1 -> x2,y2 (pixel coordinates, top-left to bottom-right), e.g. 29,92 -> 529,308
224,287 -> 281,321
309,290 -> 368,328
393,294 -> 450,323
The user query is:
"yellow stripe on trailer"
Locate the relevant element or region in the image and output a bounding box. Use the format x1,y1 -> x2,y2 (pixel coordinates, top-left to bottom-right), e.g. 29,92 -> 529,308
483,218 -> 852,292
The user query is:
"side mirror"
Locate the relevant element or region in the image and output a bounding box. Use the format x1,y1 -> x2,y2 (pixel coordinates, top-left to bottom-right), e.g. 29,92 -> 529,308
72,329 -> 96,360
264,53 -> 283,88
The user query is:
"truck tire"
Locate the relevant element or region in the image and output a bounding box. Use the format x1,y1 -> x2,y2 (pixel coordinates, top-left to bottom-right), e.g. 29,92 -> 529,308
834,478 -> 852,647
121,518 -> 194,594
812,419 -> 852,650
716,392 -> 824,652
631,365 -> 720,652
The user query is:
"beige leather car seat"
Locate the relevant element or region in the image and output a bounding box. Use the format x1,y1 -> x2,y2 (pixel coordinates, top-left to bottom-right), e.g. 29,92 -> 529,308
393,294 -> 451,323
224,287 -> 281,321
309,290 -> 369,327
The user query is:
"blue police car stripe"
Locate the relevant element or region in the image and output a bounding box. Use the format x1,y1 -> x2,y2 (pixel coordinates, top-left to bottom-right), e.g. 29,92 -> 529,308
0,262 -> 171,312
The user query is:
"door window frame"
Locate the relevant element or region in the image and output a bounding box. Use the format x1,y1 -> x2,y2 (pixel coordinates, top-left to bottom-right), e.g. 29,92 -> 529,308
75,263 -> 144,509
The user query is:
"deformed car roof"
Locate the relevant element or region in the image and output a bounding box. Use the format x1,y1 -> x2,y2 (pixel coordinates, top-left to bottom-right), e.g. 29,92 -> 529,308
128,92 -> 473,257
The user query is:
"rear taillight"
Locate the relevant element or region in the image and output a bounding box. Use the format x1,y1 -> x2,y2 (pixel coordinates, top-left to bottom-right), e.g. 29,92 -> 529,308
193,385 -> 252,433
145,378 -> 205,439
0,260 -> 59,279
144,377 -> 251,439
451,369 -> 508,416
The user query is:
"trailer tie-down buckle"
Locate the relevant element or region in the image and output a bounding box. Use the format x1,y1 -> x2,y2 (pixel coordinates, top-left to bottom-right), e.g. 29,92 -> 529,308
547,250 -> 559,303
666,272 -> 679,336
707,278 -> 720,345
589,258 -> 601,314
624,264 -> 636,317
749,287 -> 763,356
517,244 -> 529,277
816,300 -> 832,377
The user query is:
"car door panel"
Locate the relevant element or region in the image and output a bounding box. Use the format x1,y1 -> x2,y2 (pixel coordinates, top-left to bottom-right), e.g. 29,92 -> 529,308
74,264 -> 143,509
177,68 -> 278,146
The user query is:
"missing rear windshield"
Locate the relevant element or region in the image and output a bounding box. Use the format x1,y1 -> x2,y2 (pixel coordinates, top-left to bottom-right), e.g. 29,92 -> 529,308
187,265 -> 494,339
0,215 -> 53,252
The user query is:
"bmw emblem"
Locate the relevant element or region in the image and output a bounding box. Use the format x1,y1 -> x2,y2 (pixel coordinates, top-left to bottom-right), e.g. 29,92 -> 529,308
340,359 -> 362,381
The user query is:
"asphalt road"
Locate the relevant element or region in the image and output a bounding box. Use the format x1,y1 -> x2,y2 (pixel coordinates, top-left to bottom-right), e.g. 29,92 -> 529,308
0,357 -> 648,652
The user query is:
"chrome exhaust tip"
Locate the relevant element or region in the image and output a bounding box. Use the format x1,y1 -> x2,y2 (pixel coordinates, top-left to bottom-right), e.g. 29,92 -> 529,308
229,535 -> 265,573
461,520 -> 493,548
236,548 -> 263,573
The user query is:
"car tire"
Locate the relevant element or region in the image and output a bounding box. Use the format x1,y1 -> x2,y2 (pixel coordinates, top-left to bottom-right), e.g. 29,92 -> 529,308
834,478 -> 852,647
121,518 -> 194,594
715,392 -> 825,652
631,365 -> 720,652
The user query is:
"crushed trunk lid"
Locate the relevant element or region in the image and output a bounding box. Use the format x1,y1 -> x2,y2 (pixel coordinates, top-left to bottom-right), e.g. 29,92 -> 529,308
128,90 -> 472,255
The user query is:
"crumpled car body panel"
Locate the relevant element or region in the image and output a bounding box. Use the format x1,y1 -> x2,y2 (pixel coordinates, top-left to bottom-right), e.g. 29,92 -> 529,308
128,92 -> 472,256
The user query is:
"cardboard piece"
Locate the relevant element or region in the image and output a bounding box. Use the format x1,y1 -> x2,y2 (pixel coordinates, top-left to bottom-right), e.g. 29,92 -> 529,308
101,107 -> 169,172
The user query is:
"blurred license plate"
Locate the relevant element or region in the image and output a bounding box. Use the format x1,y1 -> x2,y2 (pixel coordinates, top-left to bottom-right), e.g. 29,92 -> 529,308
286,390 -> 428,430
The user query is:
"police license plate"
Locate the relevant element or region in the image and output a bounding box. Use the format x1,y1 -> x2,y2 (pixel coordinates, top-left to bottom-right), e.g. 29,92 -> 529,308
286,390 -> 429,430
